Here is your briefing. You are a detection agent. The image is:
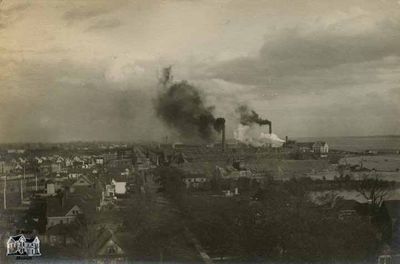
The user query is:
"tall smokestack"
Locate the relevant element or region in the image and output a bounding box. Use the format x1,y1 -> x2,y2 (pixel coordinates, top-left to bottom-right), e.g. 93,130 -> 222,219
269,122 -> 272,134
214,118 -> 226,152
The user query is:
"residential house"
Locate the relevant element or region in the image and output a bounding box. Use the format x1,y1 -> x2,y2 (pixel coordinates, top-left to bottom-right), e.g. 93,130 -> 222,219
112,176 -> 127,196
90,228 -> 127,262
312,141 -> 329,154
72,175 -> 93,187
94,157 -> 104,165
296,142 -> 315,153
46,197 -> 83,229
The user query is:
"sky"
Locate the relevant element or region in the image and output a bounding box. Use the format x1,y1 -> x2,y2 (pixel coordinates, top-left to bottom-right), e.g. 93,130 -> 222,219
0,0 -> 399,142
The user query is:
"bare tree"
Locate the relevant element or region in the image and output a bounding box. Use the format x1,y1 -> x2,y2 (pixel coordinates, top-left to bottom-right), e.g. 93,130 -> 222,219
356,174 -> 394,211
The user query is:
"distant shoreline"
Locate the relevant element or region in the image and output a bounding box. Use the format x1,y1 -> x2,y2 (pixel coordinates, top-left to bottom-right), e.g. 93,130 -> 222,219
295,135 -> 400,139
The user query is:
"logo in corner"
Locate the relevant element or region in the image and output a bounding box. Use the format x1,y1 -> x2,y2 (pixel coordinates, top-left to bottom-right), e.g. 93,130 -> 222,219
6,234 -> 41,257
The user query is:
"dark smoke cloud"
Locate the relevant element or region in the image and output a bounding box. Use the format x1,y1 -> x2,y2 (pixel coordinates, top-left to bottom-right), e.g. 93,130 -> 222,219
155,80 -> 223,141
213,117 -> 225,133
236,105 -> 271,126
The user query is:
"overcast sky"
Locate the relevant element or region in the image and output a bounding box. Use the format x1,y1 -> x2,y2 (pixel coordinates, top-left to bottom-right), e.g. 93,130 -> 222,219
0,0 -> 399,142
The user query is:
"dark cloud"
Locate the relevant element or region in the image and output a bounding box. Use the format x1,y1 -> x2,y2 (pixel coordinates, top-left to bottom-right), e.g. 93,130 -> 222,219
86,18 -> 121,32
209,19 -> 400,86
0,59 -> 169,143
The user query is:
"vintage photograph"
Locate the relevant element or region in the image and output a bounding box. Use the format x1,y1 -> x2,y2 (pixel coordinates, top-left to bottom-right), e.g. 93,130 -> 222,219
0,0 -> 400,263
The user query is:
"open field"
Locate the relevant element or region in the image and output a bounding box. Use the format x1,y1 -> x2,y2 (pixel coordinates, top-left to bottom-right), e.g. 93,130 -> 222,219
340,155 -> 400,172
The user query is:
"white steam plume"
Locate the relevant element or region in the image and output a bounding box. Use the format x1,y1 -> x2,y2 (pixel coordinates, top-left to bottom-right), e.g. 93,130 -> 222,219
234,124 -> 285,147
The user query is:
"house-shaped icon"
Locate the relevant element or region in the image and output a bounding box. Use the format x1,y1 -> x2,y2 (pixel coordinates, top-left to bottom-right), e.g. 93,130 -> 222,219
7,234 -> 41,257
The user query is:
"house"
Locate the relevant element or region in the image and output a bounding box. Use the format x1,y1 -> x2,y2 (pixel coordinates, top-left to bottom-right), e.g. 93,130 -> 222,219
90,228 -> 126,261
112,176 -> 127,196
296,142 -> 314,153
65,158 -> 73,167
25,237 -> 41,256
46,197 -> 83,229
7,234 -> 41,256
312,141 -> 329,154
7,235 -> 26,255
68,170 -> 83,180
294,141 -> 329,154
71,175 -> 93,187
94,157 -> 104,165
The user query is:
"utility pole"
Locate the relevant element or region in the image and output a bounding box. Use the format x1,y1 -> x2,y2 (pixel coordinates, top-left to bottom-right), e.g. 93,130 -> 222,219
20,175 -> 24,203
3,173 -> 6,210
23,162 -> 26,192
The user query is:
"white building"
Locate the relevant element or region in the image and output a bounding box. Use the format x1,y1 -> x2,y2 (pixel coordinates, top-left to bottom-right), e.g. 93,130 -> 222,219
112,178 -> 126,195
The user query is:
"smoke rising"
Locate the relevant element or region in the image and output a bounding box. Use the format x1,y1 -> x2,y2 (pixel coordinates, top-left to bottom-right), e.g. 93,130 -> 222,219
233,105 -> 284,147
155,80 -> 224,141
154,67 -> 227,142
236,105 -> 271,126
234,124 -> 285,147
213,117 -> 225,133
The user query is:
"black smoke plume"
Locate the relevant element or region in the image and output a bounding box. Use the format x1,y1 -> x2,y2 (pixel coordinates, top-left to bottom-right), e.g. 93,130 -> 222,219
156,80 -> 224,141
213,117 -> 225,133
236,105 -> 271,126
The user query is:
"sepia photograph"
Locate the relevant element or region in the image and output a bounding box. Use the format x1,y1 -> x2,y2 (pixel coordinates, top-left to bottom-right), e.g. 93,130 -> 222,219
0,0 -> 400,263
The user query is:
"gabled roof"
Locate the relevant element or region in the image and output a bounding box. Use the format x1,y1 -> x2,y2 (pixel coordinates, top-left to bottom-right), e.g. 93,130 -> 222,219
46,196 -> 81,217
25,237 -> 39,243
8,234 -> 25,242
72,175 -> 93,186
313,141 -> 328,147
90,228 -> 125,256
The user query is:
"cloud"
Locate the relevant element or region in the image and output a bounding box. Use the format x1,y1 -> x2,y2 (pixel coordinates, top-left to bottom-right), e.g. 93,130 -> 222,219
86,18 -> 121,31
0,58 -> 171,142
208,16 -> 400,86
